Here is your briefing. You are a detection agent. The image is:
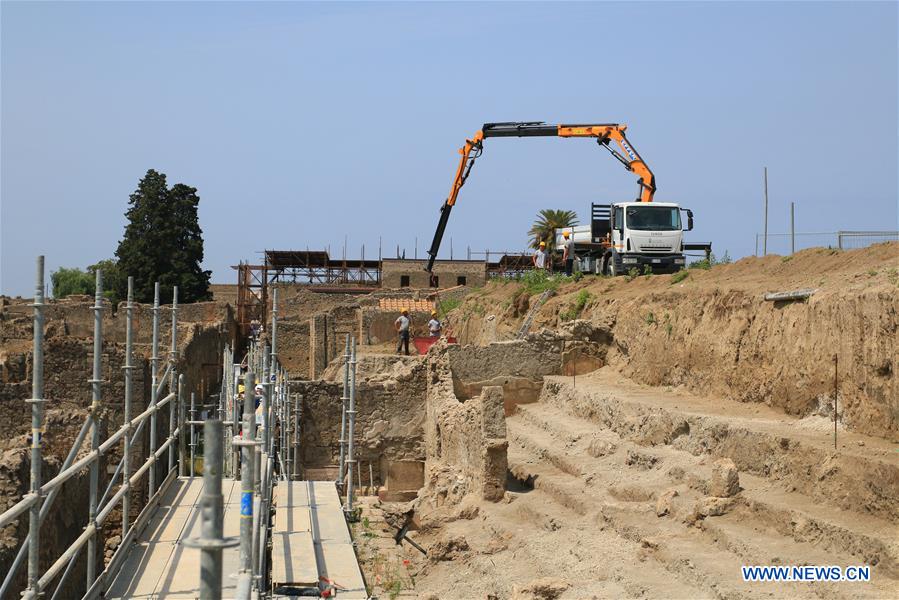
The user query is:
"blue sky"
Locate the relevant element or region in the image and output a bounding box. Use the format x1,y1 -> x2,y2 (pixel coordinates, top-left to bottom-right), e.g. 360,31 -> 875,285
2,1 -> 897,296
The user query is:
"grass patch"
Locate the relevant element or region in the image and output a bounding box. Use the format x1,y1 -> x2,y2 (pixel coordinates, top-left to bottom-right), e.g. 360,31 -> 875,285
670,270 -> 689,284
868,269 -> 878,277
438,298 -> 460,315
689,251 -> 731,270
645,312 -> 656,325
624,267 -> 640,282
520,269 -> 563,295
560,289 -> 592,321
781,255 -> 793,263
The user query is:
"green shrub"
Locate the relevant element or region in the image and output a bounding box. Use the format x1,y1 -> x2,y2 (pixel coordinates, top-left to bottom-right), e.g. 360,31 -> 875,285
670,270 -> 689,284
51,267 -> 94,298
643,264 -> 653,276
438,298 -> 461,315
560,289 -> 592,321
645,312 -> 656,325
520,269 -> 561,295
624,267 -> 640,281
689,251 -> 732,270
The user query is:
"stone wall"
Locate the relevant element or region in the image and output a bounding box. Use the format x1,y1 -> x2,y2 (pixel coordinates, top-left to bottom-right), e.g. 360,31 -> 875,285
381,259 -> 486,289
422,344 -> 508,503
308,306 -> 365,380
291,355 -> 427,491
362,309 -> 433,346
273,320 -> 311,379
446,334 -> 565,415
0,296 -> 234,598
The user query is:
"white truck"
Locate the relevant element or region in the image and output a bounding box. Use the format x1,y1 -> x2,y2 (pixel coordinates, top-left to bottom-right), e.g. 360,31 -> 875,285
556,202 -> 709,275
423,121 -> 711,276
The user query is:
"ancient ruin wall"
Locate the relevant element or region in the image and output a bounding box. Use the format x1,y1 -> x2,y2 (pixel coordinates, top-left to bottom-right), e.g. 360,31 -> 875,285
423,345 -> 508,503
292,356 -> 428,485
0,297 -> 235,597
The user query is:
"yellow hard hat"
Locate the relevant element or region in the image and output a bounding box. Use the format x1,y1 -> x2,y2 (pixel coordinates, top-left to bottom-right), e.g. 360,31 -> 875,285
431,310 -> 438,316
539,241 -> 546,247
562,230 -> 570,238
401,308 -> 408,314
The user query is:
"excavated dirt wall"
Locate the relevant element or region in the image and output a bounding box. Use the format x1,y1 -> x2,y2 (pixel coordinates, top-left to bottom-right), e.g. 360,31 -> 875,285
452,245 -> 899,440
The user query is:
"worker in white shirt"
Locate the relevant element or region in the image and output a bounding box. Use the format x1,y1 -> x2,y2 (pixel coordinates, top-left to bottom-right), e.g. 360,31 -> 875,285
427,310 -> 442,337
562,230 -> 575,276
533,241 -> 547,270
395,309 -> 411,355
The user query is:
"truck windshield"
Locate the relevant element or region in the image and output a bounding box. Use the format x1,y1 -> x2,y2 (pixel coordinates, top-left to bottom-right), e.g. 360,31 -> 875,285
626,206 -> 681,231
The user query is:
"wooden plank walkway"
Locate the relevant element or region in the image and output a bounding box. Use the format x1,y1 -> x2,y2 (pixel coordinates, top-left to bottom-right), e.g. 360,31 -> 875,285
271,481 -> 367,599
106,477 -> 244,599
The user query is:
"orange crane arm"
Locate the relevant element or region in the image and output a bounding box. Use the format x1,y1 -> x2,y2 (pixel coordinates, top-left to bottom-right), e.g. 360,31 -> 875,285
426,122 -> 656,271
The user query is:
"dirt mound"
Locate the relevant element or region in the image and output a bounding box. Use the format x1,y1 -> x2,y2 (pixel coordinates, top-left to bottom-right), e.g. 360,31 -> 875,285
450,243 -> 899,440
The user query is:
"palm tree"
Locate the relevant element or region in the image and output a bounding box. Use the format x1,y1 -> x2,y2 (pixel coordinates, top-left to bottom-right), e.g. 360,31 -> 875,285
528,209 -> 579,252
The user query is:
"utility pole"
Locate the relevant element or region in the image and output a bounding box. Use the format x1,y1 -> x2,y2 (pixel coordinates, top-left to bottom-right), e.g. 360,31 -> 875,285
790,201 -> 795,255
763,167 -> 769,256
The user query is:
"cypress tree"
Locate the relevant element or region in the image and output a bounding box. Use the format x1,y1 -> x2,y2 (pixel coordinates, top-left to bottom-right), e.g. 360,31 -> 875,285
115,169 -> 212,303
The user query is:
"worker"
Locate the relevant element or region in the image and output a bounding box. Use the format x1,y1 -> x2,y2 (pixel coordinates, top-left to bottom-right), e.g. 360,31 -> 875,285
562,230 -> 575,276
253,384 -> 266,432
395,309 -> 411,355
428,310 -> 442,337
533,241 -> 547,270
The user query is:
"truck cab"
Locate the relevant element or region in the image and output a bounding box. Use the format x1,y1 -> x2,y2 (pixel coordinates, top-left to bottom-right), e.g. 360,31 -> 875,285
556,202 -> 695,275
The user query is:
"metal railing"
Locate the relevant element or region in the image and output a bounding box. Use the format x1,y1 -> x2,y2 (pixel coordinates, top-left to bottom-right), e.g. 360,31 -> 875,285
754,230 -> 898,256
0,257 -> 186,600
1,259 -> 309,599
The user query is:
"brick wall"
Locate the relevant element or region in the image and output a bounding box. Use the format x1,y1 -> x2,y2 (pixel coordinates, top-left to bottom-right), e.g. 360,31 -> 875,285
380,259 -> 486,289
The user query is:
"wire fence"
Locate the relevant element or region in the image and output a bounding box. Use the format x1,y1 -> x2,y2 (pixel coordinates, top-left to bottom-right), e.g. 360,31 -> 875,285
754,231 -> 898,256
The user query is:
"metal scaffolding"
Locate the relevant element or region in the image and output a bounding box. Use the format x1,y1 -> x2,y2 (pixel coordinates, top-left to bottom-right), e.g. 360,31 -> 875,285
2,255 -> 360,600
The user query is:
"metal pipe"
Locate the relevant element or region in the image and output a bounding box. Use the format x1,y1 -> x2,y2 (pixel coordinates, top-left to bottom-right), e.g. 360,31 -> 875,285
190,392 -> 197,477
337,334 -> 350,487
86,269 -> 103,587
345,336 -> 358,513
763,166 -> 769,256
200,419 -> 225,600
0,415 -> 90,599
233,364 -> 241,480
0,493 -> 37,529
238,372 -> 256,585
25,390 -> 170,497
25,256 -> 46,596
270,288 -> 278,378
47,542 -> 83,600
834,355 -> 839,450
790,201 -> 795,255
294,393 -> 301,479
284,388 -> 292,480
123,276 -> 134,539
150,282 -> 161,498
169,286 -> 179,474
99,449 -> 126,509
262,348 -> 271,465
